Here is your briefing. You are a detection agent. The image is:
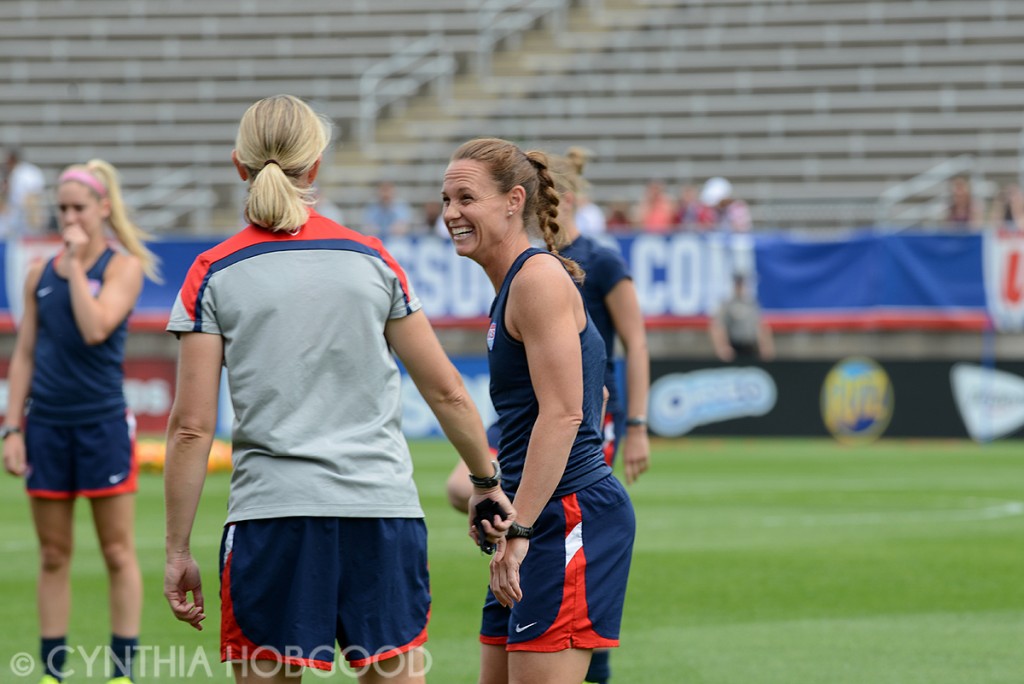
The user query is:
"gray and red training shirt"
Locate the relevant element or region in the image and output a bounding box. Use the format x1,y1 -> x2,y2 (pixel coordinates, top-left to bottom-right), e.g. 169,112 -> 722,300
167,211 -> 425,523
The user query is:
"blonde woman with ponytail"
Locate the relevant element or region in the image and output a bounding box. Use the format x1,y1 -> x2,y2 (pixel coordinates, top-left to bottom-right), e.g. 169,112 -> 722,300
163,96 -> 512,684
2,158 -> 159,684
441,138 -> 636,684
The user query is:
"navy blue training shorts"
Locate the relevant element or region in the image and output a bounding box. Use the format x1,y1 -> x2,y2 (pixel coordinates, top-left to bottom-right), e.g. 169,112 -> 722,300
481,474 -> 635,652
25,411 -> 137,499
219,516 -> 430,671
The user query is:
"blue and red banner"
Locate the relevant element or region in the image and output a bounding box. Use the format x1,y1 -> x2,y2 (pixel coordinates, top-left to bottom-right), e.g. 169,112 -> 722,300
1,229 -> 1019,332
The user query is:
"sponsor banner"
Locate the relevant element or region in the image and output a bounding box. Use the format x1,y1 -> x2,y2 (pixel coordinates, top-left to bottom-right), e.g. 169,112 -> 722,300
820,357 -> 894,444
0,231 -> 1001,329
756,231 -> 986,312
650,359 -> 1024,439
950,363 -> 1024,442
388,232 -> 743,320
983,229 -> 1024,332
648,367 -> 777,438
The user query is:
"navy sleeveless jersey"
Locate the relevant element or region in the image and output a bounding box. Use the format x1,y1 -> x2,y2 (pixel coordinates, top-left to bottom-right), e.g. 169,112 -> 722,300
487,248 -> 612,497
560,235 -> 631,416
30,248 -> 128,425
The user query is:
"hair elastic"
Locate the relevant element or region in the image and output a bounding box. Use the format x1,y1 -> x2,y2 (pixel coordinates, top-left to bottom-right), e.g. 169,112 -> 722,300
261,159 -> 280,170
59,169 -> 107,197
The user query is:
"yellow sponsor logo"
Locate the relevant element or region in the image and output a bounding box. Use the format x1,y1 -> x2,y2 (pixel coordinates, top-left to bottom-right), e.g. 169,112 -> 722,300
821,357 -> 893,443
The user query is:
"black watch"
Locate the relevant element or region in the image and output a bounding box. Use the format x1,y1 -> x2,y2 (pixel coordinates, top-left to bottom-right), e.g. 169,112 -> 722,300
468,459 -> 502,489
0,425 -> 21,440
506,521 -> 534,539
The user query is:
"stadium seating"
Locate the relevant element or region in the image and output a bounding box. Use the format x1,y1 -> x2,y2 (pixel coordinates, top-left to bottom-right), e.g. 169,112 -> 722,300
347,0 -> 1024,229
2,0 -> 1022,231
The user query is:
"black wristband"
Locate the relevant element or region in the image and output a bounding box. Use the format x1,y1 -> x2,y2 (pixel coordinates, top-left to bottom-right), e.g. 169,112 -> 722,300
468,459 -> 502,489
0,425 -> 22,440
625,416 -> 647,427
506,521 -> 534,539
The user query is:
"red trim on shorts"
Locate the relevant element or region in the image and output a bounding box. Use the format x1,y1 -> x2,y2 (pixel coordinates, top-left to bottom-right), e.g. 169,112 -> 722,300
480,634 -> 509,646
29,413 -> 139,499
601,412 -> 616,467
220,550 -> 333,671
26,488 -> 75,500
508,494 -> 619,653
346,607 -> 431,668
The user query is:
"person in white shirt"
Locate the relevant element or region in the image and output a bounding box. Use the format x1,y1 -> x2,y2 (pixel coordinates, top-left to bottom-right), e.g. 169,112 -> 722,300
3,148 -> 47,238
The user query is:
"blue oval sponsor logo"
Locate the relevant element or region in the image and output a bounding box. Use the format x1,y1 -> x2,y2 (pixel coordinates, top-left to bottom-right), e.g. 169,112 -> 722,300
820,357 -> 893,443
649,367 -> 777,437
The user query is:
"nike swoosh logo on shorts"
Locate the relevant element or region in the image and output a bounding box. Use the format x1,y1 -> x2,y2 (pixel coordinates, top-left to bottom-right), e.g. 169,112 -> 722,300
514,622 -> 538,633
108,471 -> 127,484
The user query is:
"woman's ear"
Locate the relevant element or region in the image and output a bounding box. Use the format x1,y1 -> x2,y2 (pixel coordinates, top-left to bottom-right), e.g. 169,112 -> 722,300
231,150 -> 249,181
507,185 -> 526,216
307,156 -> 322,184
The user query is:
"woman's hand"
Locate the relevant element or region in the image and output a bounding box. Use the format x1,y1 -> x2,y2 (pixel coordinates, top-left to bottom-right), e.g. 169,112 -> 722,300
622,429 -> 650,485
2,433 -> 27,476
468,488 -> 516,552
489,537 -> 528,607
62,224 -> 89,258
164,552 -> 206,631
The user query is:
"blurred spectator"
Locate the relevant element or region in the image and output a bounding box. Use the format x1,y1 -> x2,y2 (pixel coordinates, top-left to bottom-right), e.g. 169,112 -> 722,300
632,180 -> 676,233
606,202 -> 634,233
419,200 -> 448,237
945,175 -> 983,231
699,176 -> 751,233
2,148 -> 47,238
987,182 -> 1024,231
673,184 -> 703,230
362,180 -> 412,237
709,273 -> 774,363
566,147 -> 607,237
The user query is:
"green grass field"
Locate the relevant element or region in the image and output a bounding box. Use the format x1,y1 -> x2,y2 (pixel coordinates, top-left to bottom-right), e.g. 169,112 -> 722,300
1,438 -> 1022,683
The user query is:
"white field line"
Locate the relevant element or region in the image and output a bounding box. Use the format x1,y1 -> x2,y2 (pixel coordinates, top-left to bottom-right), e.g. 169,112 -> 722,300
760,499 -> 1024,527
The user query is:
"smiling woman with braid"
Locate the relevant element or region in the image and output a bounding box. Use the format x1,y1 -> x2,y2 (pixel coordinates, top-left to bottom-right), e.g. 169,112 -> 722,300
441,138 -> 636,684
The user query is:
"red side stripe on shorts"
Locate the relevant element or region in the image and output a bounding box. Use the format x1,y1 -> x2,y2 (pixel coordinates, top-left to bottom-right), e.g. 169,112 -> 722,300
220,550 -> 333,671
508,493 -> 618,652
26,488 -> 75,500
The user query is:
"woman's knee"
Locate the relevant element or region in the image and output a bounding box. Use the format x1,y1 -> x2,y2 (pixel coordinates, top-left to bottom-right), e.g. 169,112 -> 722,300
99,539 -> 137,573
39,540 -> 73,573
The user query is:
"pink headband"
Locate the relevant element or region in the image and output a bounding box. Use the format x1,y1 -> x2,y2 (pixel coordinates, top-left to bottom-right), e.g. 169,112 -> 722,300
59,169 -> 107,197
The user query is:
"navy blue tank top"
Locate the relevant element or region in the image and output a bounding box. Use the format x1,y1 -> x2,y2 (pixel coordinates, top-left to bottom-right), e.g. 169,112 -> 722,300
487,248 -> 612,497
560,235 -> 631,418
30,248 -> 128,425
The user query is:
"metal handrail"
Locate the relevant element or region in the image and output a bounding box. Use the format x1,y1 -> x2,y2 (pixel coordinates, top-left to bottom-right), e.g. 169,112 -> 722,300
127,166 -> 217,232
477,0 -> 568,75
874,155 -> 983,230
359,34 -> 455,150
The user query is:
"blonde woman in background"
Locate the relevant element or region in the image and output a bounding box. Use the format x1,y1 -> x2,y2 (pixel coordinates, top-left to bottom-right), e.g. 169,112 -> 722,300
3,159 -> 161,684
